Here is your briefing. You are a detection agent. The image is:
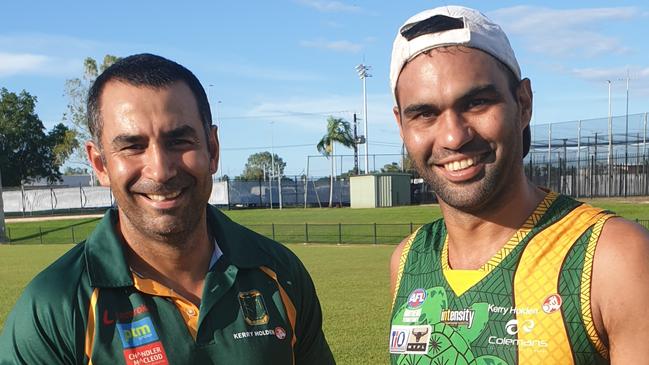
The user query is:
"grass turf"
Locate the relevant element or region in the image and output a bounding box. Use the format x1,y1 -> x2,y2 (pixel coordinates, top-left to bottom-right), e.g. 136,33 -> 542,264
0,243 -> 393,365
6,199 -> 649,245
3,200 -> 649,363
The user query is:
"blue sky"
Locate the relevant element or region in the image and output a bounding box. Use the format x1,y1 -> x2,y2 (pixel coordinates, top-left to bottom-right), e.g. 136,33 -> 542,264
2,1 -> 648,178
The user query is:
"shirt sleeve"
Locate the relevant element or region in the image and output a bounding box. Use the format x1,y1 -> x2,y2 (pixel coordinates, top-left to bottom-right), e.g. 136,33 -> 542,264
0,282 -> 82,365
290,259 -> 336,365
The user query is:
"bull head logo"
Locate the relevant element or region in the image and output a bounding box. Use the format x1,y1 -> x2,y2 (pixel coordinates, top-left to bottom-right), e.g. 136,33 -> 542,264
411,327 -> 429,342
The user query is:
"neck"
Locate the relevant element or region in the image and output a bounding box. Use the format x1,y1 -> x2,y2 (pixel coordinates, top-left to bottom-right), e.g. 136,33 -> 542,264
440,178 -> 546,269
117,210 -> 213,306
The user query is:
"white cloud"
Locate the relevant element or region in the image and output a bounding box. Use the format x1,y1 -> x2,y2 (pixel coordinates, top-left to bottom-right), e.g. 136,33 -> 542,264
571,66 -> 649,82
0,33 -> 99,53
242,92 -> 396,132
489,6 -> 638,57
294,0 -> 361,13
0,52 -> 79,77
300,39 -> 363,53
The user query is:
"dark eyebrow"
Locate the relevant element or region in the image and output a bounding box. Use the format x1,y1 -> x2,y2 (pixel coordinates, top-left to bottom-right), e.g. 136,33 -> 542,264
402,103 -> 439,118
110,124 -> 200,147
111,134 -> 145,147
456,84 -> 501,105
161,124 -> 200,140
402,84 -> 502,118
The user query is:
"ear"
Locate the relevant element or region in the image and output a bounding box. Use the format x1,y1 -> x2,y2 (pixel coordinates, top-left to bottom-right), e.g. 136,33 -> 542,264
517,78 -> 533,131
393,106 -> 405,141
86,141 -> 111,186
208,125 -> 219,174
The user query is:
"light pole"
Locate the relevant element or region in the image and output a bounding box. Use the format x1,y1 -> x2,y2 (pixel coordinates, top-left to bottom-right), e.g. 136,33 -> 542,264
623,70 -> 630,197
607,80 -> 612,197
270,121 -> 275,210
355,64 -> 371,174
215,100 -> 222,178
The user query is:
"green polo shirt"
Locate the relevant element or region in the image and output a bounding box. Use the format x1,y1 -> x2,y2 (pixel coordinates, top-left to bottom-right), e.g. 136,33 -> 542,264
0,206 -> 335,365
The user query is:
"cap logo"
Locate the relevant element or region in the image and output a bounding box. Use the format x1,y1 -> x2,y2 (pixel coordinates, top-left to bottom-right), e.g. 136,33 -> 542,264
401,15 -> 465,41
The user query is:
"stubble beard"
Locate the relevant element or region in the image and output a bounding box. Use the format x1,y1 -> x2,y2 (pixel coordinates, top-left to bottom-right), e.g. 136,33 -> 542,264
414,150 -> 518,215
117,173 -> 211,247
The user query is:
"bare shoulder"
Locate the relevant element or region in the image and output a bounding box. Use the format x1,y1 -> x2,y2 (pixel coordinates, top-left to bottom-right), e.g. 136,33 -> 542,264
390,235 -> 412,297
592,217 -> 649,362
596,216 -> 649,262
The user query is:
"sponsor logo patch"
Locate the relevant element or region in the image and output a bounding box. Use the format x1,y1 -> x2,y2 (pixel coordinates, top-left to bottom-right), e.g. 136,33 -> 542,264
123,341 -> 169,365
488,304 -> 538,316
542,294 -> 562,314
389,325 -> 431,354
238,290 -> 269,326
402,308 -> 421,323
233,329 -> 278,340
275,326 -> 287,340
440,308 -> 475,328
103,304 -> 150,326
406,289 -> 427,309
505,319 -> 535,335
117,317 -> 159,349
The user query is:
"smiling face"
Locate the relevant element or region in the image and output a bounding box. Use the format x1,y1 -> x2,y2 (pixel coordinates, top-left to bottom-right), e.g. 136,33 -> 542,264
86,80 -> 218,243
394,47 -> 532,213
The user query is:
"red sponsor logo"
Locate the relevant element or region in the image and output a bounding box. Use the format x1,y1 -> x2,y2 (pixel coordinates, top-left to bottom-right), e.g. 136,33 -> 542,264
103,310 -> 115,325
103,304 -> 150,325
275,326 -> 286,340
542,294 -> 562,314
123,341 -> 169,365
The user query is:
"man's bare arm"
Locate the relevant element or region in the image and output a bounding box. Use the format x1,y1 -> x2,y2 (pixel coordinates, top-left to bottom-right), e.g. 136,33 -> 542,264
592,217 -> 649,364
390,237 -> 409,300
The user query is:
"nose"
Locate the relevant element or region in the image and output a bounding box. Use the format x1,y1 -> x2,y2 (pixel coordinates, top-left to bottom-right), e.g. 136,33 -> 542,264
141,144 -> 177,183
437,111 -> 473,151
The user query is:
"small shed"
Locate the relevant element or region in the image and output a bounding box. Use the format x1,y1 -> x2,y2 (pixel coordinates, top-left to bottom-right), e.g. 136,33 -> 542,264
350,173 -> 411,208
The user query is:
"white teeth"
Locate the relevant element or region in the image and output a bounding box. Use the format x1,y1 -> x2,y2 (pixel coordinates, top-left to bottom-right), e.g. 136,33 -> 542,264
444,158 -> 475,172
146,191 -> 181,201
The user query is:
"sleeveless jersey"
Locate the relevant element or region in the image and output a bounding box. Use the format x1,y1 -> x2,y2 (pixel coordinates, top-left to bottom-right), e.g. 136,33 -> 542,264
389,192 -> 614,365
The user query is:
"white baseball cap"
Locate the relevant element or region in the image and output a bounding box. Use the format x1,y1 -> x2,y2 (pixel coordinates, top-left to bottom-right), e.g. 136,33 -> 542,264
390,5 -> 521,104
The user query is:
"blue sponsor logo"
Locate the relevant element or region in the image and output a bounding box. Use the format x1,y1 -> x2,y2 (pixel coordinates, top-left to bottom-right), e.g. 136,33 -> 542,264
117,317 -> 159,348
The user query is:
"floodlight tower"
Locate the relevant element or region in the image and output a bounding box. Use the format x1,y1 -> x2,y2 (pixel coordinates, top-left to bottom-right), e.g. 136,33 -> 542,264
355,64 -> 371,174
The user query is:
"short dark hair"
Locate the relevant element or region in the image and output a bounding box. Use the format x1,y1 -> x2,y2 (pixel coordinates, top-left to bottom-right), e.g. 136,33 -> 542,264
87,53 -> 212,146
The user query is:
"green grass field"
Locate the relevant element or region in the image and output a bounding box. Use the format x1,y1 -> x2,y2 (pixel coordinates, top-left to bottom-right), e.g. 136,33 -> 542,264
2,199 -> 649,364
0,243 -> 393,364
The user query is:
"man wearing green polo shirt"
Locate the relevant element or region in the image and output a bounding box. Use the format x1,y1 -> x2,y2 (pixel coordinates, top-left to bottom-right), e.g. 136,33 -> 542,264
0,53 -> 335,365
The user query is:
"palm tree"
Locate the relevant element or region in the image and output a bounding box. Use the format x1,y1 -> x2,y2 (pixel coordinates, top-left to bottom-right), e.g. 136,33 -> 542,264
317,116 -> 355,207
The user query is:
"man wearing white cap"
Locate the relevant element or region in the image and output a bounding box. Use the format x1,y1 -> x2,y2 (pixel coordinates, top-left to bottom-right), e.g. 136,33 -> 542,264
389,5 -> 649,365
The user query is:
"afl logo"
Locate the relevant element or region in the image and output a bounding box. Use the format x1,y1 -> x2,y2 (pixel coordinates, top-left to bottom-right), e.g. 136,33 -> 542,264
542,294 -> 563,314
407,289 -> 427,309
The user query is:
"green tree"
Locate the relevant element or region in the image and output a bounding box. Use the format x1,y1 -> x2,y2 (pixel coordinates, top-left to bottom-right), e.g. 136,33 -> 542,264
64,167 -> 89,175
0,88 -> 78,186
381,162 -> 401,173
63,55 -> 119,162
316,116 -> 354,207
240,151 -> 286,181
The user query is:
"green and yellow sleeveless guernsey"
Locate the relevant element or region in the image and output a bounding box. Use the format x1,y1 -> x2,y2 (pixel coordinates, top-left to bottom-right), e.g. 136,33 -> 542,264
0,206 -> 334,365
389,192 -> 614,365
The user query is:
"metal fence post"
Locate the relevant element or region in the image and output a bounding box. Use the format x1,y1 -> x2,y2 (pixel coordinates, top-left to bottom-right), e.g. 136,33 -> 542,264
39,227 -> 43,244
410,222 -> 413,234
338,223 -> 342,244
271,223 -> 275,240
71,226 -> 76,243
373,223 -> 377,244
305,223 -> 309,243
7,227 -> 11,244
